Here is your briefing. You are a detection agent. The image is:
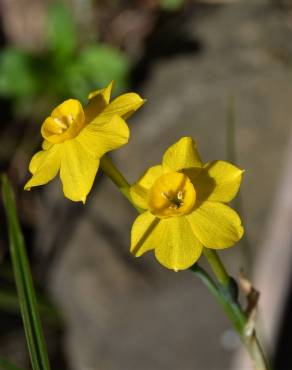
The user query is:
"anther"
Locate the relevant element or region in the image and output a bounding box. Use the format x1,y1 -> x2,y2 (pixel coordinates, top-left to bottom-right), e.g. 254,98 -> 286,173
161,191 -> 171,200
177,191 -> 183,200
54,118 -> 69,132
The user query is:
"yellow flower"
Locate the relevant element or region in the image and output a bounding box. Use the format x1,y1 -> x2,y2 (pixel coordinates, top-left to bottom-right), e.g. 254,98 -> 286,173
130,137 -> 244,271
25,82 -> 144,202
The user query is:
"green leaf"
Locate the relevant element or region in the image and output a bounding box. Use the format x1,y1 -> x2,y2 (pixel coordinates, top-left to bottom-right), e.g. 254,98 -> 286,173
1,175 -> 51,370
46,2 -> 77,60
76,44 -> 130,96
160,0 -> 184,11
0,48 -> 38,98
0,356 -> 27,370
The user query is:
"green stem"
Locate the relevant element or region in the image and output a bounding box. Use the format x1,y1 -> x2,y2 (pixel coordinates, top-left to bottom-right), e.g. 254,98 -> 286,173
100,155 -> 271,370
192,264 -> 270,370
202,249 -> 247,332
100,156 -> 142,213
190,264 -> 244,333
202,248 -> 271,369
203,249 -> 229,286
190,263 -> 247,336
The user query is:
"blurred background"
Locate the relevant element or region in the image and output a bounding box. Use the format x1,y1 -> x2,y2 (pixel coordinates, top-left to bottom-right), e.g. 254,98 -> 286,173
0,0 -> 292,369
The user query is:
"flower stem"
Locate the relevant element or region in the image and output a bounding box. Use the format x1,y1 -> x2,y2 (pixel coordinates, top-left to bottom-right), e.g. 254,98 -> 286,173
203,248 -> 230,286
201,249 -> 272,370
100,155 -> 272,370
190,264 -> 245,333
100,156 -> 142,213
100,156 -> 131,200
191,264 -> 271,370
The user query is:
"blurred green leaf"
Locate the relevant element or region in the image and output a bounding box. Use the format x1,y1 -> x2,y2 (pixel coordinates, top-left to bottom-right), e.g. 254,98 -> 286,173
0,4 -> 130,119
77,45 -> 130,95
1,175 -> 51,370
160,0 -> 184,11
46,2 -> 77,60
0,356 -> 27,370
0,49 -> 39,98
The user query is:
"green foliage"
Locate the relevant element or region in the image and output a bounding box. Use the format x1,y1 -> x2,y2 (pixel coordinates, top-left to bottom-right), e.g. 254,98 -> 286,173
1,175 -> 51,370
0,49 -> 39,98
160,0 -> 184,11
46,2 -> 77,61
78,45 -> 130,93
0,2 -> 130,118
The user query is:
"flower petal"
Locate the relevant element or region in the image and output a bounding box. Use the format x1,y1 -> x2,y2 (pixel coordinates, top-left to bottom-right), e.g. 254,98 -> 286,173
90,92 -> 145,126
24,145 -> 61,190
154,217 -> 203,271
78,114 -> 129,158
85,81 -> 114,124
131,211 -> 159,256
130,165 -> 164,209
60,139 -> 100,203
186,201 -> 244,249
88,80 -> 114,104
131,211 -> 203,270
162,137 -> 202,172
195,161 -> 244,202
42,140 -> 53,150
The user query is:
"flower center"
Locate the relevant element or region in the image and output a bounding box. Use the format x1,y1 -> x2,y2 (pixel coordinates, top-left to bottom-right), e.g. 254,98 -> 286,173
41,99 -> 85,144
52,116 -> 72,134
148,172 -> 196,218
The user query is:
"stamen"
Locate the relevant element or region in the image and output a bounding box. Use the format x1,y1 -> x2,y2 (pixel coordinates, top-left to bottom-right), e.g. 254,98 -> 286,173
148,172 -> 196,218
161,191 -> 171,200
53,117 -> 68,130
177,191 -> 183,200
162,191 -> 184,209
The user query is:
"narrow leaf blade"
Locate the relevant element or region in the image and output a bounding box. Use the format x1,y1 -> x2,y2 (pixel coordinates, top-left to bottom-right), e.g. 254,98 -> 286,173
1,175 -> 51,370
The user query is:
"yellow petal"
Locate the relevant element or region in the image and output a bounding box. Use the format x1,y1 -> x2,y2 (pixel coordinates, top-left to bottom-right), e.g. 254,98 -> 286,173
162,137 -> 202,172
78,114 -> 129,158
90,92 -> 145,126
195,161 -> 244,202
131,212 -> 203,271
42,140 -> 53,150
186,201 -> 244,249
131,211 -> 159,256
60,139 -> 100,203
154,217 -> 203,271
85,81 -> 114,124
24,145 -> 61,190
130,165 -> 164,209
88,80 -> 114,103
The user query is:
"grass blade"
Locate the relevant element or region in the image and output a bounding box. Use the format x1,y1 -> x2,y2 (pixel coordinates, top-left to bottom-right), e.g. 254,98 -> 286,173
1,175 -> 51,370
0,356 -> 27,370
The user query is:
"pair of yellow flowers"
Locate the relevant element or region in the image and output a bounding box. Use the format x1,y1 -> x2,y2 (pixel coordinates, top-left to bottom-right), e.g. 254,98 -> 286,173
25,82 -> 244,271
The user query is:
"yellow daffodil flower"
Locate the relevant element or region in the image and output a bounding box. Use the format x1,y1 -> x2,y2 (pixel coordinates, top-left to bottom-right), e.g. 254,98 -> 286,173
130,137 -> 244,271
25,82 -> 144,202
